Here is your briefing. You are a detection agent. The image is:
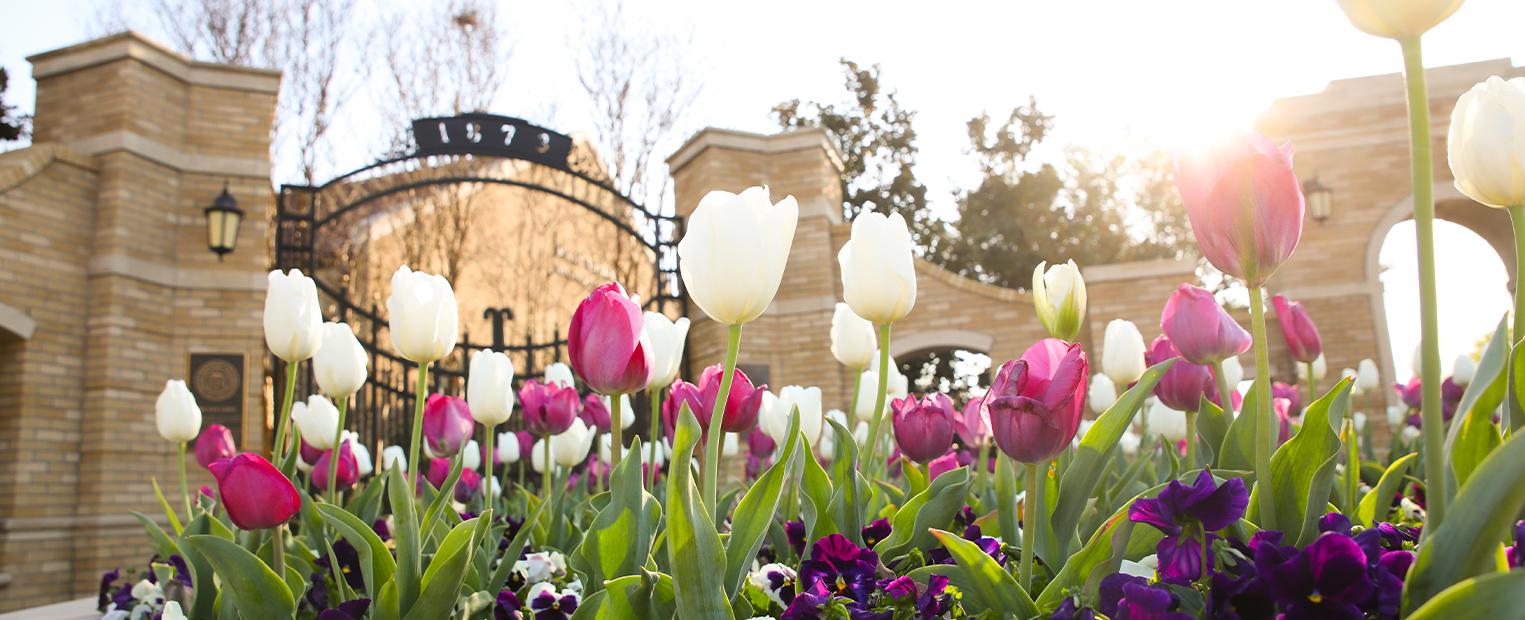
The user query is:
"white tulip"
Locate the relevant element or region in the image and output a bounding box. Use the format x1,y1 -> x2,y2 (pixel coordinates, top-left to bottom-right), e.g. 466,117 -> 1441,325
1102,319 -> 1147,386
1410,343 -> 1423,379
839,210 -> 917,325
1352,412 -> 1368,433
1386,405 -> 1407,428
1119,431 -> 1142,457
1032,260 -> 1087,341
643,312 -> 691,389
1356,359 -> 1381,394
382,445 -> 407,471
1334,0 -> 1465,40
765,385 -> 825,445
1088,373 -> 1117,415
830,303 -> 878,369
853,371 -> 882,422
599,434 -> 614,464
1452,354 -> 1476,386
723,432 -> 740,457
352,442 -> 374,477
1401,426 -> 1421,442
1297,354 -> 1328,382
463,439 -> 481,470
1221,356 -> 1244,389
678,186 -> 798,325
467,349 -> 516,426
530,438 -> 550,473
604,394 -> 636,430
292,395 -> 340,449
544,363 -> 575,389
155,380 -> 202,442
1142,398 -> 1188,442
386,265 -> 458,363
551,419 -> 594,468
497,431 -> 520,464
314,322 -> 367,398
868,353 -> 910,398
264,269 -> 325,363
1449,76 -> 1525,209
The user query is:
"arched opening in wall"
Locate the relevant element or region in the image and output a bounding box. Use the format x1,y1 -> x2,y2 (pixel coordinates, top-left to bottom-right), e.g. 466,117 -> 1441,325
897,347 -> 992,406
1378,217 -> 1511,382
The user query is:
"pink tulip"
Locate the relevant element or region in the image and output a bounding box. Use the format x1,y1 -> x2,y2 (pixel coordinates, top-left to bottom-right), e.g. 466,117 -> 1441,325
1160,284 -> 1251,365
423,394 -> 474,457
1272,398 -> 1293,444
747,429 -> 777,457
663,365 -> 766,436
424,457 -> 452,491
1394,378 -> 1422,410
515,431 -> 536,459
568,283 -> 654,395
892,393 -> 958,464
579,394 -> 612,433
1272,382 -> 1304,417
983,339 -> 1089,463
519,380 -> 580,436
927,451 -> 961,481
207,453 -> 300,530
1173,133 -> 1304,287
194,424 -> 237,469
299,438 -> 323,465
455,467 -> 482,503
198,485 -> 216,501
1270,295 -> 1322,364
955,396 -> 989,447
1147,336 -> 1215,412
313,440 -> 359,491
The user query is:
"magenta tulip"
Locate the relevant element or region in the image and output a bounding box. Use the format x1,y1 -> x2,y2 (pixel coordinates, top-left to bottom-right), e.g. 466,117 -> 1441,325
299,438 -> 323,465
423,394 -> 474,457
519,380 -> 580,436
194,424 -> 237,469
207,453 -> 300,530
1173,132 -> 1305,287
424,456 -> 452,491
515,431 -> 536,459
1270,295 -> 1322,364
313,440 -> 359,491
1394,378 -> 1422,410
982,339 -> 1089,463
928,451 -> 960,481
1161,284 -> 1251,365
455,467 -> 483,502
568,282 -> 654,395
1147,336 -> 1215,412
663,364 -> 766,436
747,429 -> 777,457
580,394 -> 612,433
955,396 -> 989,447
198,485 -> 216,501
892,393 -> 958,464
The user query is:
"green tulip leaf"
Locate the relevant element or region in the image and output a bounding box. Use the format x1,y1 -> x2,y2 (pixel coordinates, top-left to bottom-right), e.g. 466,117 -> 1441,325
1247,377 -> 1350,545
177,514 -> 222,620
488,497 -> 547,594
132,512 -> 182,559
825,416 -> 866,545
1450,411 -> 1502,489
1405,570 -> 1525,620
799,434 -> 839,542
994,454 -> 1020,545
1356,452 -> 1416,528
664,403 -> 733,618
1216,381 -> 1264,472
386,464 -> 421,614
406,515 -> 486,620
725,409 -> 803,598
570,570 -> 677,619
151,478 -> 185,535
572,438 -> 663,598
873,466 -> 970,562
929,528 -> 1037,618
1448,317 -> 1508,442
317,502 -> 397,595
184,534 -> 296,619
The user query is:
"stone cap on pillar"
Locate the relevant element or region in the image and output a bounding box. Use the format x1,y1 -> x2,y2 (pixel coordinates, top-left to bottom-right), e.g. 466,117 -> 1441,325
666,127 -> 844,223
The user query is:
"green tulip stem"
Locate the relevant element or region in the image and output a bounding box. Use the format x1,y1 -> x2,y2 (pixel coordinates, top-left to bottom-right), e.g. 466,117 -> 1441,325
1020,460 -> 1042,590
610,394 -> 624,474
271,524 -> 286,579
1508,204 -> 1525,433
483,421 -> 496,516
273,361 -> 299,463
328,396 -> 348,506
1345,418 -> 1361,513
407,362 -> 431,500
860,324 -> 895,476
177,442 -> 192,522
1248,286 -> 1279,531
1400,35 -> 1447,528
1212,360 -> 1236,423
649,389 -> 663,487
973,440 -> 991,501
703,324 -> 744,513
542,432 -> 554,527
848,367 -> 864,426
1184,409 -> 1198,470
1305,362 -> 1317,409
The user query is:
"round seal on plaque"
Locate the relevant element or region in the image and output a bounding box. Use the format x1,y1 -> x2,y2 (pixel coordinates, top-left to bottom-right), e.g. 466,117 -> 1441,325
192,358 -> 241,402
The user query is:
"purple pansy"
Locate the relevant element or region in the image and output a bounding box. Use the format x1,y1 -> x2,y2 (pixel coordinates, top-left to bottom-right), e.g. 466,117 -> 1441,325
928,522 -> 1003,566
861,518 -> 892,549
798,534 -> 879,603
1098,573 -> 1193,619
1508,520 -> 1524,568
1128,470 -> 1248,582
1257,532 -> 1373,619
786,520 -> 807,557
780,580 -> 834,620
494,588 -> 524,620
316,599 -> 371,620
527,583 -> 578,619
1050,597 -> 1097,620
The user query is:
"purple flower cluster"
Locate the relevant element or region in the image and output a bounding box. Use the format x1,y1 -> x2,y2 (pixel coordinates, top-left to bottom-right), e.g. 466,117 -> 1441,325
1128,469 -> 1249,583
777,533 -> 954,620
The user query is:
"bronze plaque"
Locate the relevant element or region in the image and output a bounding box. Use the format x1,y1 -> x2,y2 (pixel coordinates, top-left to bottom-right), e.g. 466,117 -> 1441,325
188,353 -> 246,436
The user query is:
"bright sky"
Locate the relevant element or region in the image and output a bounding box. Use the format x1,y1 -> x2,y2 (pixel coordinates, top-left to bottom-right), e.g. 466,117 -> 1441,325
4,0 -> 1523,377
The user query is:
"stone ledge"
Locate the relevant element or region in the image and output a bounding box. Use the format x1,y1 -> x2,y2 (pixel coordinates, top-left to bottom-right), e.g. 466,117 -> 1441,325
0,144 -> 98,193
66,130 -> 271,178
28,31 -> 281,94
666,127 -> 844,176
916,257 -> 1023,302
1082,256 -> 1197,283
87,253 -> 269,292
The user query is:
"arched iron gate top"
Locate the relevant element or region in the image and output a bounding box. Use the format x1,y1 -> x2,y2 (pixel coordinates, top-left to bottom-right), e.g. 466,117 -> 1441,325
272,113 -> 685,455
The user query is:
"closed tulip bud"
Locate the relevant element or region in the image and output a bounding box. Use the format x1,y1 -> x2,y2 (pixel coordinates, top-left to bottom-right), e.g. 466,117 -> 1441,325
1448,77 -> 1525,208
386,265 -> 458,363
1270,295 -> 1322,364
423,394 -> 473,457
983,339 -> 1089,463
579,394 -> 612,433
1141,398 -> 1188,442
543,363 -> 575,389
467,350 -> 516,426
1452,354 -> 1476,386
455,467 -> 482,503
1356,359 -> 1381,394
382,445 -> 407,472
1334,0 -> 1465,40
1147,336 -> 1215,412
292,395 -> 340,449
155,380 -> 203,443
314,440 -> 358,491
194,424 -> 236,468
891,393 -> 958,464
1221,356 -> 1245,389
1160,284 -> 1251,365
462,439 -> 482,470
569,283 -> 654,395
519,380 -> 580,436
1102,319 -> 1148,386
839,210 -> 917,325
956,396 -> 989,447
1088,373 -> 1117,415
663,365 -> 765,435
643,312 -> 691,390
678,186 -> 798,325
1033,260 -> 1087,341
352,442 -> 373,477
763,385 -> 824,445
552,419 -> 595,468
313,323 -> 366,398
1296,355 -> 1329,383
264,270 -> 324,363
424,457 -> 452,490
496,431 -> 520,464
1174,133 -> 1304,287
830,303 -> 878,369
207,453 -> 300,530
530,438 -> 550,473
722,432 -> 740,457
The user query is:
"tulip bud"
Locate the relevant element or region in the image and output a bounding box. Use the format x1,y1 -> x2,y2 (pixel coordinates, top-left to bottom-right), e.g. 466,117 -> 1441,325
678,186 -> 799,325
1141,398 -> 1188,442
1221,356 -> 1245,389
194,424 -> 236,468
1448,77 -> 1525,209
543,363 -> 575,389
207,453 -> 301,530
643,312 -> 691,390
663,365 -> 765,435
602,394 -> 636,430
1352,412 -> 1368,433
1270,295 -> 1322,364
830,303 -> 878,369
530,438 -> 549,473
496,431 -> 520,464
313,440 -> 359,491
1102,319 -> 1148,386
1174,133 -> 1304,287
891,393 -> 958,463
155,380 -> 203,443
579,394 -> 612,433
455,467 -> 483,503
1147,336 -> 1215,412
386,265 -> 458,363
264,270 -> 324,363
763,385 -> 824,445
382,445 -> 407,472
839,210 -> 917,325
462,439 -> 482,470
1356,359 -> 1381,394
552,419 -> 595,468
520,380 -> 579,436
292,395 -> 340,449
352,442 -> 373,477
423,394 -> 474,457
1452,354 -> 1476,386
569,283 -> 654,395
1161,284 -> 1251,365
1033,260 -> 1087,341
1088,373 -> 1117,415
314,322 -> 367,398
955,396 -> 989,447
1296,355 -> 1329,383
467,350 -> 516,426
722,431 -> 740,457
1334,0 -> 1465,40
983,339 -> 1089,463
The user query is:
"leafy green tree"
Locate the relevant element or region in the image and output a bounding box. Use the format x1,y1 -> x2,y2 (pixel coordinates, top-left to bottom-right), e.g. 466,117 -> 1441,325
1,67 -> 29,143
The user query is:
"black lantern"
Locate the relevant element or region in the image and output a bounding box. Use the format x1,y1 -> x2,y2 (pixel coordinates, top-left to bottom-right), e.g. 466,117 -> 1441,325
204,184 -> 243,260
1304,176 -> 1333,223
